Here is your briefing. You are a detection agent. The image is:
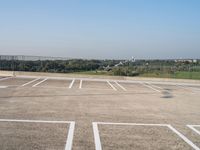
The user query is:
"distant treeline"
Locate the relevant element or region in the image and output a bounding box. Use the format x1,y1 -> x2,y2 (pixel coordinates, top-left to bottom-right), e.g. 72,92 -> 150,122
0,59 -> 200,78
0,59 -> 120,73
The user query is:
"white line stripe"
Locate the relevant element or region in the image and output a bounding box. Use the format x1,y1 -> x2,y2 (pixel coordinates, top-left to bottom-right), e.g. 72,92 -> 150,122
0,86 -> 8,88
0,119 -> 71,124
32,78 -> 48,87
79,80 -> 82,89
21,78 -> 40,87
93,122 -> 102,150
0,85 -> 18,87
69,79 -> 75,89
168,125 -> 200,150
146,82 -> 163,90
115,81 -> 127,91
140,82 -> 161,92
107,81 -> 117,91
65,121 -> 75,150
96,122 -> 168,126
187,125 -> 200,136
0,77 -> 13,81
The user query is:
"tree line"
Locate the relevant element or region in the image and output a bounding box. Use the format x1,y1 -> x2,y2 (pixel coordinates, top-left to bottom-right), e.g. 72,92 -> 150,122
0,59 -> 120,73
0,59 -> 199,77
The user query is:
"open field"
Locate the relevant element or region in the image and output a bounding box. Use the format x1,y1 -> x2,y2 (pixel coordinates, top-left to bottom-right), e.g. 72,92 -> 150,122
0,75 -> 200,150
73,71 -> 200,80
140,71 -> 200,80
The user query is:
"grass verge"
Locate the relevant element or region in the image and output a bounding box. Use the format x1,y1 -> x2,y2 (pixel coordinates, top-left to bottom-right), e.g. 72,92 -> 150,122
140,71 -> 200,80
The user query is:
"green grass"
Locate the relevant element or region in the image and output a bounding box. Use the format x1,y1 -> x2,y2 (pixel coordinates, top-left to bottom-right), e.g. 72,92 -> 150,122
140,71 -> 200,80
173,71 -> 200,79
70,70 -> 200,80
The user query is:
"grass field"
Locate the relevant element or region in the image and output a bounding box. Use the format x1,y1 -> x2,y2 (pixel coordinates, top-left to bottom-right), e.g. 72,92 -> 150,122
140,71 -> 200,80
72,70 -> 200,80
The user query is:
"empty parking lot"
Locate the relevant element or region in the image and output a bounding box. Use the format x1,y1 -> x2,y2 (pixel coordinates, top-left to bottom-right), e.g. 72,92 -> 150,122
0,75 -> 200,150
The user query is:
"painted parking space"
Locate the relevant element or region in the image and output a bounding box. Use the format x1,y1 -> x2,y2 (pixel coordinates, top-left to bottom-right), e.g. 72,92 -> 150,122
33,78 -> 72,88
82,80 -> 114,90
0,119 -> 75,150
0,77 -> 36,87
149,83 -> 195,94
119,82 -> 156,93
186,125 -> 200,148
93,122 -> 199,150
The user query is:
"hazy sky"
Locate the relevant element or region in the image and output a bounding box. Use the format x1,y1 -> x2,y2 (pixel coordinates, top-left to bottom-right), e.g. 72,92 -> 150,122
0,0 -> 200,59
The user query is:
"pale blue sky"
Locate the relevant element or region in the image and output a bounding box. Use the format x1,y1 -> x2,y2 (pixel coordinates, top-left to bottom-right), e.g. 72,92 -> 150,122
0,0 -> 200,59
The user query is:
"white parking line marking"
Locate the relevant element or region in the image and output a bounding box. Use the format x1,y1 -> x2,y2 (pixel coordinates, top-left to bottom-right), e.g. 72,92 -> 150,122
95,122 -> 168,126
65,121 -> 75,150
187,125 -> 200,136
0,119 -> 75,150
0,77 -> 13,81
69,79 -> 75,89
167,125 -> 200,150
107,81 -> 117,91
140,82 -> 161,92
0,119 -> 70,123
79,80 -> 82,89
93,122 -> 102,150
115,81 -> 127,91
93,122 -> 200,150
0,86 -> 8,88
21,78 -> 40,87
32,78 -> 48,87
146,82 -> 163,90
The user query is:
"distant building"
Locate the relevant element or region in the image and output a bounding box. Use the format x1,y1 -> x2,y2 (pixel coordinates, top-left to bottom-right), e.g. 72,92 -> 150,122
174,59 -> 197,63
